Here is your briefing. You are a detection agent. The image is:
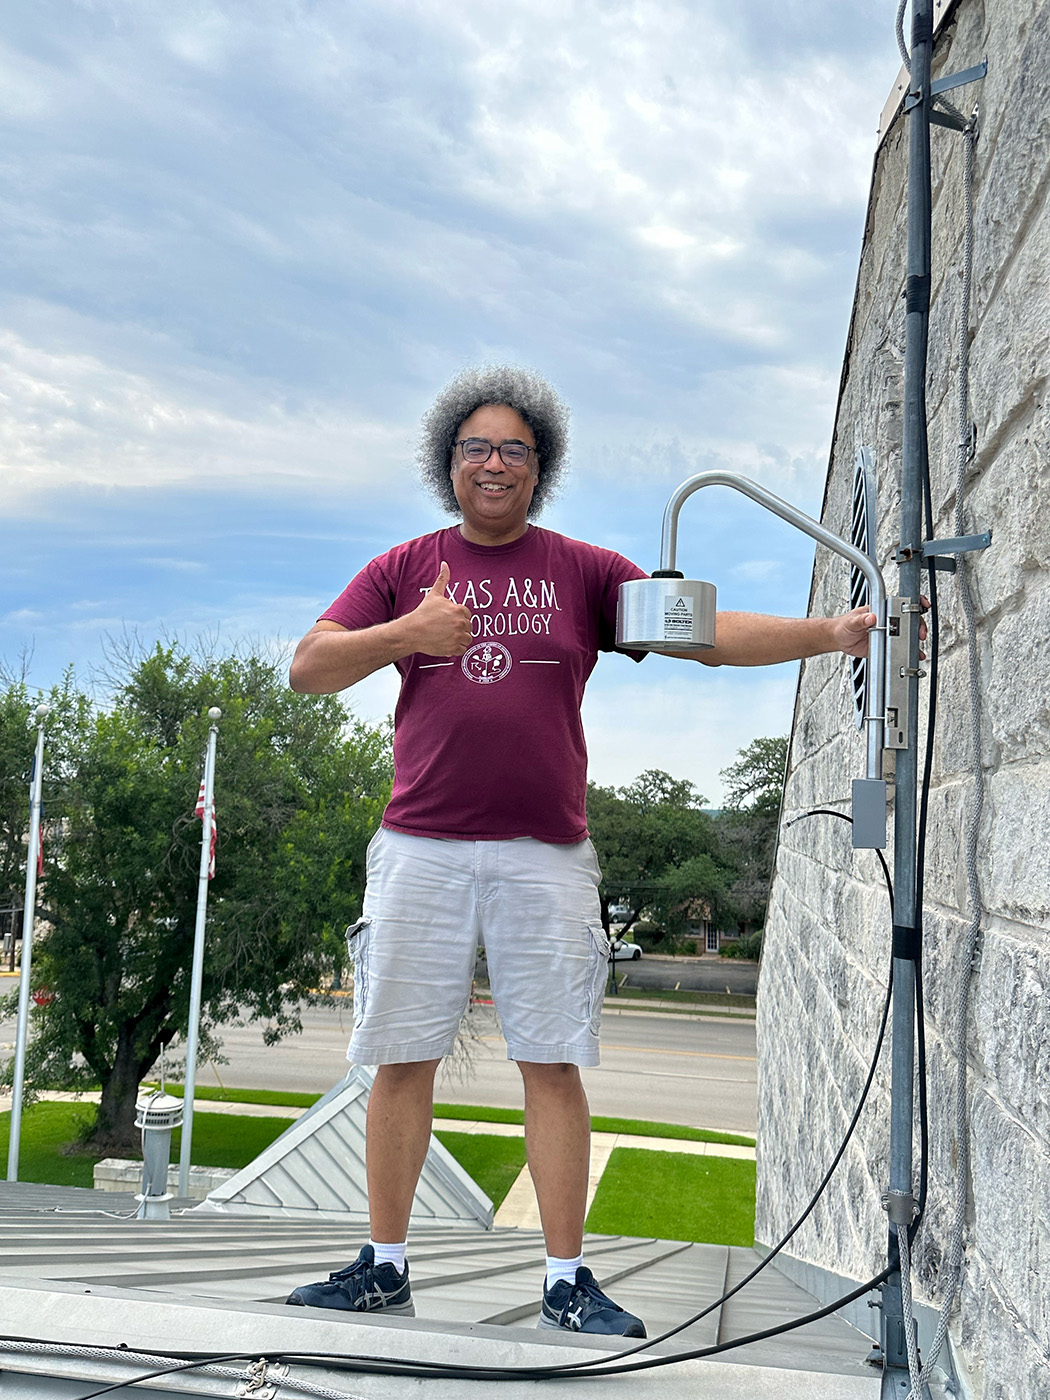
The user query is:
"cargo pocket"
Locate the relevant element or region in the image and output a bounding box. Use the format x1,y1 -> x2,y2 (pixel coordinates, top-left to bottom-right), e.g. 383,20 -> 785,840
346,918 -> 371,1029
584,925 -> 612,1037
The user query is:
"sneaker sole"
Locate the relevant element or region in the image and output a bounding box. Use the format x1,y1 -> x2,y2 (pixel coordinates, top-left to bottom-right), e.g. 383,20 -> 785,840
537,1313 -> 645,1338
287,1299 -> 415,1317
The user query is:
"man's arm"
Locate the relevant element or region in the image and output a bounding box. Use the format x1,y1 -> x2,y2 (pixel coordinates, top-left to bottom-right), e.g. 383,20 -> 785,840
663,605 -> 878,668
290,561 -> 473,694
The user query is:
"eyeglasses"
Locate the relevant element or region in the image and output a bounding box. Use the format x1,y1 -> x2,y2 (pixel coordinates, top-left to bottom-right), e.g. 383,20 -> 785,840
456,437 -> 536,468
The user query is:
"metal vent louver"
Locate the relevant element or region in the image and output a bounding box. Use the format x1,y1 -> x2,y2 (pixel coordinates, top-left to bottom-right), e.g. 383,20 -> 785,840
850,447 -> 878,729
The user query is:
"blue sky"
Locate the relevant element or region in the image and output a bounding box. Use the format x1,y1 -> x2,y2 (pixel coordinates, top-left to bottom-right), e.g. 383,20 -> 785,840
1,1 -> 904,801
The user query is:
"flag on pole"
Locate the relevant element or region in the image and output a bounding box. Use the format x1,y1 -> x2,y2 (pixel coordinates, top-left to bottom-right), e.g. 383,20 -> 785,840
195,780 -> 217,879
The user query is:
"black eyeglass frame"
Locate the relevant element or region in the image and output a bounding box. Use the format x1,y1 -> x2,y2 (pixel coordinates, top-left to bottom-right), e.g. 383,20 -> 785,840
455,437 -> 537,468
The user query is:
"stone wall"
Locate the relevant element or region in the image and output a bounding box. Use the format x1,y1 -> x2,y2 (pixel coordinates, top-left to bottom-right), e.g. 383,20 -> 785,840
756,2 -> 1050,1395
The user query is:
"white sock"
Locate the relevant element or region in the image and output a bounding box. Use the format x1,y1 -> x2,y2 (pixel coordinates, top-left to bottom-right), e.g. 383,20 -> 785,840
545,1252 -> 584,1289
370,1239 -> 408,1273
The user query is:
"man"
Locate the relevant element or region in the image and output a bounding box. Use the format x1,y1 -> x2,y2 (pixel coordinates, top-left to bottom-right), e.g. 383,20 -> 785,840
285,365 -> 877,1337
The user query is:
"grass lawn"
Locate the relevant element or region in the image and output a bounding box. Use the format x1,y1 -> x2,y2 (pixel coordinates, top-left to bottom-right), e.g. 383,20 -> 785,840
145,1084 -> 321,1109
433,1102 -> 755,1148
145,1086 -> 755,1147
3,1104 -> 754,1241
433,1131 -> 526,1210
0,1103 -> 297,1189
0,1104 -> 524,1211
584,1147 -> 755,1246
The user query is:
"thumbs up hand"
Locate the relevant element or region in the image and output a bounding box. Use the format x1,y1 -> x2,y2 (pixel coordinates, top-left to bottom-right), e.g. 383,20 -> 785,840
407,562 -> 473,657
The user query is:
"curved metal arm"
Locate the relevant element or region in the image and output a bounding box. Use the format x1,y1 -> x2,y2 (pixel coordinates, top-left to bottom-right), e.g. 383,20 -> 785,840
661,471 -> 886,779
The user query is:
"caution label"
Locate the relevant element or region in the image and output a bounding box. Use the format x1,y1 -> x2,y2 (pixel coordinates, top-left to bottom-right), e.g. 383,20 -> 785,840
663,594 -> 695,641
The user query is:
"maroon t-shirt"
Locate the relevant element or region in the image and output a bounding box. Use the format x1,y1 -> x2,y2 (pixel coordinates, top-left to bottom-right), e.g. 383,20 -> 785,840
320,525 -> 647,843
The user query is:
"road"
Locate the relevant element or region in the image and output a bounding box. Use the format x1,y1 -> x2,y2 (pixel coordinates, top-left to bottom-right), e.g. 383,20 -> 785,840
1,986 -> 757,1134
192,1001 -> 756,1133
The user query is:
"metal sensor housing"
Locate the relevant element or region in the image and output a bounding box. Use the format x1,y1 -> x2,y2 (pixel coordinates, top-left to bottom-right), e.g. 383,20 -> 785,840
616,576 -> 716,652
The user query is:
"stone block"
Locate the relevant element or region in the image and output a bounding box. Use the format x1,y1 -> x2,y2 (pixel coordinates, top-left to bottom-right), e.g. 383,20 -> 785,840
985,570 -> 1050,764
972,926 -> 1050,1142
922,778 -> 977,910
984,763 -> 1050,924
965,422 -> 1050,615
931,641 -> 999,780
93,1157 -> 237,1202
970,1094 -> 1050,1347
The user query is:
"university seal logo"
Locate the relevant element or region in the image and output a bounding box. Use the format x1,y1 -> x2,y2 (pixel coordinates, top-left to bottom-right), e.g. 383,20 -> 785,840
461,641 -> 512,684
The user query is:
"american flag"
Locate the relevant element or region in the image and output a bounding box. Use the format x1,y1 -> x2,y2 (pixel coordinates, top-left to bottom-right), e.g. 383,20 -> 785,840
194,780 -> 217,879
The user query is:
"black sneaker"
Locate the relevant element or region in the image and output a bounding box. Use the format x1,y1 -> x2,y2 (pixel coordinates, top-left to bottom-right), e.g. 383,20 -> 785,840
538,1266 -> 646,1338
286,1245 -> 414,1316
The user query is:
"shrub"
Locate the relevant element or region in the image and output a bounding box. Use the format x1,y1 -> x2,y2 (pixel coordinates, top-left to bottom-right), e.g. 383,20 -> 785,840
722,930 -> 762,961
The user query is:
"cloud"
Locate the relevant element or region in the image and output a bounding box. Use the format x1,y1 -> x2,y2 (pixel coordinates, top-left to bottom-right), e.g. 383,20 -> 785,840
0,326 -> 414,511
0,0 -> 903,770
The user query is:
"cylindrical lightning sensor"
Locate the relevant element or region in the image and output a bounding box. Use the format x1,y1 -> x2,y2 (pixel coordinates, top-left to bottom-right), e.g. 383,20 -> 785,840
616,575 -> 717,652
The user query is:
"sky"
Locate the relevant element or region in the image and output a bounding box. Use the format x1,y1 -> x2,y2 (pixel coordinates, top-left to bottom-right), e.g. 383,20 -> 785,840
0,1 -> 905,803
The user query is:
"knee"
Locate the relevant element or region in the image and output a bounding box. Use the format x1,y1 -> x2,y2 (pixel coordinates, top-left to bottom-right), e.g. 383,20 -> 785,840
374,1059 -> 440,1093
518,1061 -> 582,1099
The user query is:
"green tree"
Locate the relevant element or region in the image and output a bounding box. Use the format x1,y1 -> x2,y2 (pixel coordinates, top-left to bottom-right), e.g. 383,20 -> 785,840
587,769 -> 732,945
0,671 -> 88,955
1,644 -> 392,1153
718,735 -> 788,935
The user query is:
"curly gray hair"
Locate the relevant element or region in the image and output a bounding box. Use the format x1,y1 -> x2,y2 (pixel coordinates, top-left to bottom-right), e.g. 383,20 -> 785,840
417,364 -> 570,518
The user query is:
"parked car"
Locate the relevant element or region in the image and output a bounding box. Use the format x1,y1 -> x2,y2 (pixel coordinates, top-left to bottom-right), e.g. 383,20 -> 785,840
611,935 -> 642,961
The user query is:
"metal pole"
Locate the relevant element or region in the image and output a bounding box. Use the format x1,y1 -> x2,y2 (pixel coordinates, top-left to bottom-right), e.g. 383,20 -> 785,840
659,469 -> 887,777
7,703 -> 49,1182
882,0 -> 933,1390
178,707 -> 221,1198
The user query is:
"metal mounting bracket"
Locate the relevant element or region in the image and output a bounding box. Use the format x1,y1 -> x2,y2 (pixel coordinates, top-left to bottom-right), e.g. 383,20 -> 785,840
904,58 -> 987,112
922,531 -> 992,556
931,106 -> 969,132
883,598 -> 914,750
893,530 -> 991,572
931,58 -> 988,95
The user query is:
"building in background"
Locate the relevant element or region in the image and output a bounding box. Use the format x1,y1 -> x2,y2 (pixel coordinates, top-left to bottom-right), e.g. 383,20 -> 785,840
757,0 -> 1049,1394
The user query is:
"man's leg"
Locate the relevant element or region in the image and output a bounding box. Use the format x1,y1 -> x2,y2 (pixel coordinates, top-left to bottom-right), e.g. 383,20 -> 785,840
366,1058 -> 440,1242
517,1060 -> 590,1258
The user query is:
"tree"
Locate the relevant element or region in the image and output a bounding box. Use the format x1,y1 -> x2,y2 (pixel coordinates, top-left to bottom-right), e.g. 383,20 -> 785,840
587,768 -> 733,945
718,735 -> 788,933
1,643 -> 392,1153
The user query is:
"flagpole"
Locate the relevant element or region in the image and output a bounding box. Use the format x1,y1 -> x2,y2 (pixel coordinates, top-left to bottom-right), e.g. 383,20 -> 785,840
7,703 -> 49,1182
178,707 -> 220,1198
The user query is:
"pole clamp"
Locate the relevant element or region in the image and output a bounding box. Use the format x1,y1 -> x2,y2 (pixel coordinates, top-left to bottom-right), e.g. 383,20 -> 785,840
882,1189 -> 918,1225
892,923 -> 922,960
905,274 -> 931,314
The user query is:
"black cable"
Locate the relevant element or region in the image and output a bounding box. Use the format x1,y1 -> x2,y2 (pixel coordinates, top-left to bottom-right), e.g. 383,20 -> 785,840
56,1264 -> 896,1396
783,808 -> 894,911
70,1353 -> 257,1400
271,1265 -> 897,1381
